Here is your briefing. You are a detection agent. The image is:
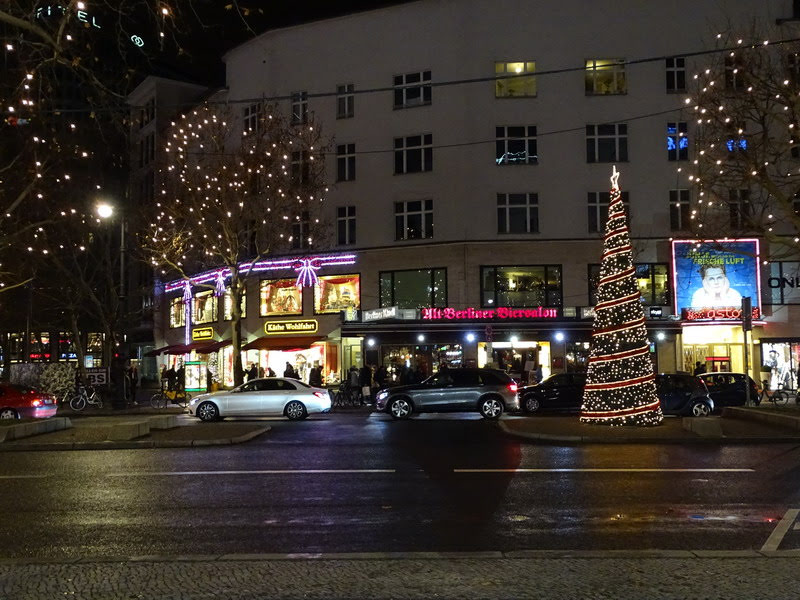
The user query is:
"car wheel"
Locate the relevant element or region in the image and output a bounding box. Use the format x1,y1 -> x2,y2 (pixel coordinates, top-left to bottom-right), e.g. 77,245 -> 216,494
480,397 -> 504,420
388,397 -> 412,420
0,408 -> 18,420
196,401 -> 219,422
523,395 -> 541,413
285,400 -> 307,421
690,401 -> 712,417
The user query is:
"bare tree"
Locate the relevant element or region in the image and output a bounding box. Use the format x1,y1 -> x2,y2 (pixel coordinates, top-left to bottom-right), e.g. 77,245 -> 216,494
689,24 -> 800,259
143,100 -> 330,386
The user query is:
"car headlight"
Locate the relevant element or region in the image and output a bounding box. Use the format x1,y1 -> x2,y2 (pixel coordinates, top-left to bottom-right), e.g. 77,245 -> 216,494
376,390 -> 388,401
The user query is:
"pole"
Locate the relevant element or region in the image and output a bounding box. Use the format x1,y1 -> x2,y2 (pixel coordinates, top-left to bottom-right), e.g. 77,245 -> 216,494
742,296 -> 752,407
119,217 -> 126,302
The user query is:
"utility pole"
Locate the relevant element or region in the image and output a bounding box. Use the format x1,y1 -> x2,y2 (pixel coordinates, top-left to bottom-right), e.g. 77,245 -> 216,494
742,296 -> 752,406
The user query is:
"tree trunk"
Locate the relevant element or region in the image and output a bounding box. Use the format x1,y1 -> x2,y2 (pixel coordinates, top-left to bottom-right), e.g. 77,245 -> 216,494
69,311 -> 87,385
230,273 -> 245,387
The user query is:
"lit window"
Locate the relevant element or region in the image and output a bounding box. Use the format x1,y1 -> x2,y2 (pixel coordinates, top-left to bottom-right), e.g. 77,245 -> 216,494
585,59 -> 626,95
495,61 -> 536,97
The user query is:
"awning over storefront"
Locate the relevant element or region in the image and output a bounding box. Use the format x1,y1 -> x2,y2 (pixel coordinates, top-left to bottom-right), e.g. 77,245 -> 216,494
242,336 -> 324,351
196,339 -> 232,354
164,342 -> 214,355
144,345 -> 178,357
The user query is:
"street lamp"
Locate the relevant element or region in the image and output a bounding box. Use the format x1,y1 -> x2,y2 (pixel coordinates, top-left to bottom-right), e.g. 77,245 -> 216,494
95,202 -> 126,302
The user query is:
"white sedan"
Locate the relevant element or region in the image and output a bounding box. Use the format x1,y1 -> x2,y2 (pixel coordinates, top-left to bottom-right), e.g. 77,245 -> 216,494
188,377 -> 332,421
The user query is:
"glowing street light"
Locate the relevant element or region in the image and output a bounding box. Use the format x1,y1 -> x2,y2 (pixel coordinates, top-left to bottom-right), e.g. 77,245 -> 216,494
96,202 -> 114,219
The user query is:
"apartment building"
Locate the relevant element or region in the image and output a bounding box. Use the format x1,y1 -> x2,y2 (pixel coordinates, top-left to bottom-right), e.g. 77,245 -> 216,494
143,0 -> 800,388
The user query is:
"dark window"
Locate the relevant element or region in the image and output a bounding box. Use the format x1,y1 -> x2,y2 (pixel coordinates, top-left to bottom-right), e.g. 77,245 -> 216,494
586,124 -> 627,163
496,126 -> 538,164
497,193 -> 539,234
336,83 -> 354,118
394,134 -> 433,174
337,206 -> 356,245
665,57 -> 686,92
336,144 -> 356,182
395,199 -> 433,240
393,70 -> 432,108
669,189 -> 690,231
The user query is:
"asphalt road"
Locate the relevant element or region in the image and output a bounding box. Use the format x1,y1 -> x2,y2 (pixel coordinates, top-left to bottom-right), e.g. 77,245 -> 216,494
2,411 -> 800,560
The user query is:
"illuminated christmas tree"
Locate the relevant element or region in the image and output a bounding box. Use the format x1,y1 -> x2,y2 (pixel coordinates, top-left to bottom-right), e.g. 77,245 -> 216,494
580,166 -> 663,426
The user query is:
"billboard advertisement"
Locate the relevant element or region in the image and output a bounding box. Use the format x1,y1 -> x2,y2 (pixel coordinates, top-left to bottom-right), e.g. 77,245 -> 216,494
671,239 -> 761,321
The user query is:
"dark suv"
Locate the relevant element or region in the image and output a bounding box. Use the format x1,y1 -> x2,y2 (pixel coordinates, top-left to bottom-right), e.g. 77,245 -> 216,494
697,372 -> 760,410
375,368 -> 520,420
520,372 -> 714,417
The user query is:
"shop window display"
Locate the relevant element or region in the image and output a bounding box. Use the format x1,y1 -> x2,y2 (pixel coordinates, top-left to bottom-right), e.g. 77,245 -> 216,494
315,274 -> 360,314
260,279 -> 302,316
192,291 -> 218,324
761,342 -> 799,391
169,297 -> 185,328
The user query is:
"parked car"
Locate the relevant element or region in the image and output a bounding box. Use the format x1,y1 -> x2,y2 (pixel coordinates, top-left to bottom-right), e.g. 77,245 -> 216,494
520,372 -> 714,417
187,377 -> 331,421
375,368 -> 519,419
0,384 -> 58,420
697,372 -> 760,409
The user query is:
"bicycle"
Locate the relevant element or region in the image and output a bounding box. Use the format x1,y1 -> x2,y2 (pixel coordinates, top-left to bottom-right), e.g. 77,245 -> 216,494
68,385 -> 103,411
150,388 -> 192,409
333,383 -> 361,408
759,380 -> 788,406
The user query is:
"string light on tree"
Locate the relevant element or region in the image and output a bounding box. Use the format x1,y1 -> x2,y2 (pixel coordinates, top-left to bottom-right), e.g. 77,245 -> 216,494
580,166 -> 663,427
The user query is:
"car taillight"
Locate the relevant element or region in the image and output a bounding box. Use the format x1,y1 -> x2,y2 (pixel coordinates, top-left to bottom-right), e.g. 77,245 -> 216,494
508,383 -> 518,393
31,398 -> 42,407
313,391 -> 328,399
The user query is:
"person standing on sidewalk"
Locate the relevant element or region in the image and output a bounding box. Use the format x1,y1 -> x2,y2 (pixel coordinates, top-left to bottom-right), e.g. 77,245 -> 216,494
359,364 -> 373,405
127,364 -> 139,404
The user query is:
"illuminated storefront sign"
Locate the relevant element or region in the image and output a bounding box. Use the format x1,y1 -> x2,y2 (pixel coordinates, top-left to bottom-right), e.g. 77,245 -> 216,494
421,307 -> 558,320
672,239 -> 761,321
35,5 -> 102,28
265,320 -> 318,334
363,307 -> 398,322
192,327 -> 214,341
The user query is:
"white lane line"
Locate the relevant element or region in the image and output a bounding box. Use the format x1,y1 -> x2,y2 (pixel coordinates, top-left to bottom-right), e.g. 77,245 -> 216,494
107,469 -> 395,477
454,468 -> 755,473
761,508 -> 800,552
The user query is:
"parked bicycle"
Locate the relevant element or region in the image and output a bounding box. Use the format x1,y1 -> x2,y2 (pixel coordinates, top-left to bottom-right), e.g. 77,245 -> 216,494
67,385 -> 103,411
150,388 -> 192,409
759,380 -> 788,406
332,382 -> 361,408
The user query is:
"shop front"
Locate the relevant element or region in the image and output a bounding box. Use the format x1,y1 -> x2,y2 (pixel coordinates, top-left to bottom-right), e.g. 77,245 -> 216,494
672,239 -> 763,379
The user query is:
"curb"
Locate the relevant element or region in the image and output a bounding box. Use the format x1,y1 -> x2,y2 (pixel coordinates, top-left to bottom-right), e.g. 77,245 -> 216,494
497,420 -> 800,444
0,426 -> 270,452
1,549 -> 799,564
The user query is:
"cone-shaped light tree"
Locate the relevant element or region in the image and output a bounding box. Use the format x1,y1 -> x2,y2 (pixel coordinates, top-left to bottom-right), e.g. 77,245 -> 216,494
580,166 -> 663,426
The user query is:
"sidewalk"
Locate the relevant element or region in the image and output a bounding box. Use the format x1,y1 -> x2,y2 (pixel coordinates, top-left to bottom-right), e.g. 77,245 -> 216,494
0,402 -> 270,451
500,407 -> 800,443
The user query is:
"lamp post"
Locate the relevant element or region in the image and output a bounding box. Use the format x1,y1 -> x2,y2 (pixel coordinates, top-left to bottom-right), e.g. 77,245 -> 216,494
96,202 -> 126,303
96,201 -> 127,405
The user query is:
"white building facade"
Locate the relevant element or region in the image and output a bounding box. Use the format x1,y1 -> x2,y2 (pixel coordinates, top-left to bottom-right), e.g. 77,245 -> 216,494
144,0 -> 800,389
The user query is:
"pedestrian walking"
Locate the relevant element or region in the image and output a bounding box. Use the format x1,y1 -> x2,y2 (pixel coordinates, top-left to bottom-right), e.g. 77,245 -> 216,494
309,363 -> 323,387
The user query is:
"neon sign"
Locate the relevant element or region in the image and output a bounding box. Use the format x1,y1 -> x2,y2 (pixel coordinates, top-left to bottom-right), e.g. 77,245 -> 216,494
683,307 -> 761,321
35,5 -> 101,28
421,307 -> 558,320
163,253 -> 357,293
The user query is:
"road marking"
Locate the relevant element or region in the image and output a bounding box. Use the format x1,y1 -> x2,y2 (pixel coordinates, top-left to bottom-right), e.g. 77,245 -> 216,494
107,469 -> 395,477
761,508 -> 800,552
454,468 -> 755,473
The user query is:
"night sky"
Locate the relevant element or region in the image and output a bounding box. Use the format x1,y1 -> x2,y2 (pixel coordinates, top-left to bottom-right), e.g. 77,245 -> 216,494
160,1 -> 415,84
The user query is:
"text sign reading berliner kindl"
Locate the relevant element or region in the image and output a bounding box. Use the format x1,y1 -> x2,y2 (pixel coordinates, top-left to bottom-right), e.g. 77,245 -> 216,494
421,307 -> 558,320
264,319 -> 318,334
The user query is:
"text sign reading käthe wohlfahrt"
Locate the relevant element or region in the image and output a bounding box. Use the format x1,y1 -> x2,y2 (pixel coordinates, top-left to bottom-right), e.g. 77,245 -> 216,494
264,320 -> 318,334
192,327 -> 214,341
421,307 -> 558,320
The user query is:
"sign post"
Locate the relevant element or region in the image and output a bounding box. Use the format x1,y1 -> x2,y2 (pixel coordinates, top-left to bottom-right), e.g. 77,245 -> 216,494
742,296 -> 752,406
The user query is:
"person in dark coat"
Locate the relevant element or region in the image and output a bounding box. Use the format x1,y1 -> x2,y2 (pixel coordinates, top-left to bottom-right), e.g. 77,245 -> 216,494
176,364 -> 185,391
374,365 -> 388,388
284,362 -> 296,378
308,363 -> 323,387
166,366 -> 177,391
246,363 -> 257,381
267,366 -> 276,377
693,361 -> 706,375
